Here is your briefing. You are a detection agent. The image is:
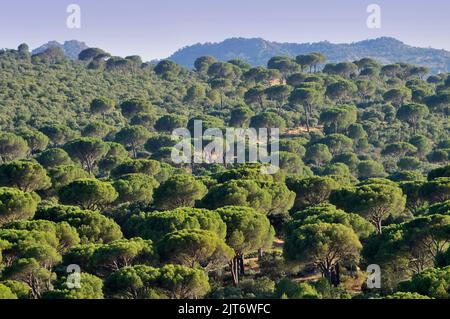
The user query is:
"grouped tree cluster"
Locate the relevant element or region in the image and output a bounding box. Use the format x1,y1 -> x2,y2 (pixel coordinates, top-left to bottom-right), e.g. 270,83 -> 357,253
0,44 -> 449,299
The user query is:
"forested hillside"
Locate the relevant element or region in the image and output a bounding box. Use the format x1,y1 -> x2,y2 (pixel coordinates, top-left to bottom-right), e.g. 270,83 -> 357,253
0,44 -> 449,300
169,37 -> 450,73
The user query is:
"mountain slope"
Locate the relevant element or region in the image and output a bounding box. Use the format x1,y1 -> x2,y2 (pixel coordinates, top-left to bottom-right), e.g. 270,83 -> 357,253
32,40 -> 89,60
168,37 -> 450,73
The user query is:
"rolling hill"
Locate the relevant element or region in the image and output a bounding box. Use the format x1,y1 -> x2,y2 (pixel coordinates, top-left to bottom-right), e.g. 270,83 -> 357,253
32,40 -> 89,60
168,37 -> 450,73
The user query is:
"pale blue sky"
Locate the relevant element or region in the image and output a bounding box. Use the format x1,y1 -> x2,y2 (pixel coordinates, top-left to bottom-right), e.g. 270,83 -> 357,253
0,0 -> 448,59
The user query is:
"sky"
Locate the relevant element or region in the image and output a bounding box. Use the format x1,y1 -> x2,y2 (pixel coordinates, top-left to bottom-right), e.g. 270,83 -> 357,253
0,0 -> 449,60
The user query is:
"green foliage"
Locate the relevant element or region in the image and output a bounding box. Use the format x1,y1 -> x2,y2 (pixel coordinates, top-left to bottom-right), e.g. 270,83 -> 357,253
0,160 -> 51,192
18,130 -> 49,154
120,99 -> 153,120
43,273 -> 104,299
398,266 -> 450,299
357,160 -> 387,179
229,106 -> 254,127
385,292 -> 431,299
115,126 -> 151,158
284,222 -> 361,284
0,283 -> 17,299
330,181 -> 406,233
0,45 -> 449,300
47,164 -> 91,192
419,178 -> 450,204
157,229 -> 234,270
320,105 -> 357,134
123,207 -> 227,242
397,103 -> 429,130
249,112 -> 286,130
4,219 -> 80,252
35,205 -> 122,243
90,97 -> 115,116
0,280 -> 29,299
111,159 -> 161,178
290,203 -> 375,239
154,115 -> 187,132
428,165 -> 450,180
215,206 -> 275,254
0,188 -> 40,225
59,179 -> 118,210
40,124 -> 77,146
89,238 -> 155,275
113,173 -> 159,205
0,133 -> 29,162
37,148 -> 72,168
201,179 -> 293,214
65,138 -> 110,174
104,264 -> 209,299
304,144 -> 332,166
276,151 -> 305,175
275,279 -> 321,299
153,174 -> 207,210
286,176 -> 340,211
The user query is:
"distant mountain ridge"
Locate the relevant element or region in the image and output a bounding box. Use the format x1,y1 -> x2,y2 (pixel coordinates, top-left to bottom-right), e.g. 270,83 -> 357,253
168,37 -> 450,73
32,40 -> 89,60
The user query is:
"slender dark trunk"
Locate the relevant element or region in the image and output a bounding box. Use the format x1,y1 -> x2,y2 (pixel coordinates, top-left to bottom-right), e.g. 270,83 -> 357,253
258,248 -> 264,260
229,256 -> 240,286
238,253 -> 245,276
375,219 -> 383,234
322,265 -> 340,287
86,161 -> 93,175
334,264 -> 341,286
303,105 -> 310,132
323,268 -> 333,285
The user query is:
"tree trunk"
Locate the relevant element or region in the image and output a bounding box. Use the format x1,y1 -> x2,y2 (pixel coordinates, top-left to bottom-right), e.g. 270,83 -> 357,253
303,105 -> 310,132
259,96 -> 264,111
238,253 -> 245,276
323,268 -> 333,285
375,219 -> 383,234
132,145 -> 138,159
229,256 -> 240,286
333,263 -> 341,287
86,162 -> 93,175
258,248 -> 264,260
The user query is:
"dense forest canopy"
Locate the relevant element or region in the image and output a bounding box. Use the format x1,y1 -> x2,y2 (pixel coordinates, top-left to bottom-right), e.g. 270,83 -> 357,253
0,43 -> 449,300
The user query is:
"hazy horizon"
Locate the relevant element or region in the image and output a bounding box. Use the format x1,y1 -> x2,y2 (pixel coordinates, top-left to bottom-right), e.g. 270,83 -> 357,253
21,35 -> 450,63
1,0 -> 449,60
